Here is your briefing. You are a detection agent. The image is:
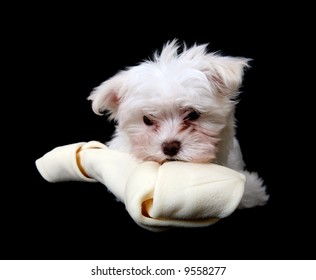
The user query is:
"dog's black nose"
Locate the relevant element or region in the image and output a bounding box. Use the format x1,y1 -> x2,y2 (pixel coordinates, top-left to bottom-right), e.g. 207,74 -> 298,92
162,141 -> 181,156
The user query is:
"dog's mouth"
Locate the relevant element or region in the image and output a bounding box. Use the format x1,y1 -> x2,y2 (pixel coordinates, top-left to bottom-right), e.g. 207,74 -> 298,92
165,158 -> 177,162
160,158 -> 181,164
159,157 -> 214,164
143,155 -> 188,165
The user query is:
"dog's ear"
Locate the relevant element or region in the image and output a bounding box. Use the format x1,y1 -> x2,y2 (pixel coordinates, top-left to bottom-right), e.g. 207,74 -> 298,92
207,55 -> 251,98
87,72 -> 126,120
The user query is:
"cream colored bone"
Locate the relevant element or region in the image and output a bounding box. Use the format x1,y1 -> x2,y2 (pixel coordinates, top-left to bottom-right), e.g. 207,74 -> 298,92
35,141 -> 245,232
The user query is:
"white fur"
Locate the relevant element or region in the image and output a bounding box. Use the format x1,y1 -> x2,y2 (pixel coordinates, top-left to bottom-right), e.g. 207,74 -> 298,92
88,39 -> 269,209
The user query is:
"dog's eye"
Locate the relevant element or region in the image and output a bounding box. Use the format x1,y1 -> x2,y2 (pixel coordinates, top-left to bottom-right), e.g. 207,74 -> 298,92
185,110 -> 200,121
143,115 -> 154,126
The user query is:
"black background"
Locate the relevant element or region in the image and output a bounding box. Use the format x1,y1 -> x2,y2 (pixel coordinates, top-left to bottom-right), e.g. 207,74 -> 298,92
2,5 -> 313,260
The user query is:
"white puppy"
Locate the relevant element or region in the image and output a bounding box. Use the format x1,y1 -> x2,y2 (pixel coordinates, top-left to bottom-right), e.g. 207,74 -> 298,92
88,39 -> 269,209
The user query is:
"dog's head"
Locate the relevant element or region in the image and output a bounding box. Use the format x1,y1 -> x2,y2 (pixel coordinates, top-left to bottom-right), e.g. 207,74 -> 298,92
88,39 -> 250,163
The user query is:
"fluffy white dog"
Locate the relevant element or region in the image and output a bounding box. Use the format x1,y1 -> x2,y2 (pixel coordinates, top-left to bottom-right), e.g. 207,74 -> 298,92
88,39 -> 269,209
